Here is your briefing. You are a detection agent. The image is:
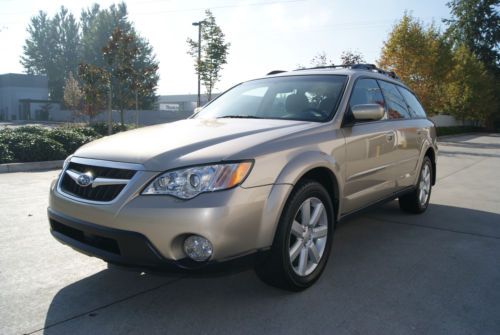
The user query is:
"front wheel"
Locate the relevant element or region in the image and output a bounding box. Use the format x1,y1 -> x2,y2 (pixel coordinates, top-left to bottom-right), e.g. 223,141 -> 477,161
255,180 -> 334,291
399,156 -> 433,214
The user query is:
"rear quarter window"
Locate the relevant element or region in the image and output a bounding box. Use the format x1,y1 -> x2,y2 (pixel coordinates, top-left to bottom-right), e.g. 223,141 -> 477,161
378,80 -> 411,119
398,87 -> 427,118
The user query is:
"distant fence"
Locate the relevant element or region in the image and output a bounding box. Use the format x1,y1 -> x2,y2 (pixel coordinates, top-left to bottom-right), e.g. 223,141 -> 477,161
48,110 -> 475,128
429,114 -> 475,127
49,109 -> 192,126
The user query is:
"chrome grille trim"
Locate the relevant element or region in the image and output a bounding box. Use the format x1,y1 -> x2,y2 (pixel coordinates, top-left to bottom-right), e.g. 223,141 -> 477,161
57,157 -> 144,205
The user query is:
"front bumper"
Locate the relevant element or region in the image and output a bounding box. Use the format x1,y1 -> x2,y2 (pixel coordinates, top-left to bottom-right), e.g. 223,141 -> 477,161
49,208 -> 176,268
49,173 -> 292,267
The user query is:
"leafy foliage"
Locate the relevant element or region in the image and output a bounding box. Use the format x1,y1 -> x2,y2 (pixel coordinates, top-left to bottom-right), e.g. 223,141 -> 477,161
187,10 -> 230,101
310,52 -> 333,67
21,2 -> 159,110
21,7 -> 80,101
445,44 -> 497,123
340,50 -> 366,65
63,71 -> 83,118
101,27 -> 159,125
443,0 -> 499,128
12,125 -> 49,136
378,13 -> 454,115
78,63 -> 110,121
0,130 -> 67,162
46,128 -> 95,154
444,0 -> 499,73
0,142 -> 14,164
90,122 -> 135,136
0,126 -> 104,163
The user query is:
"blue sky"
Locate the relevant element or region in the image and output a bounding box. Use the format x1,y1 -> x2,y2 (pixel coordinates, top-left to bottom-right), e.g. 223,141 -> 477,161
0,0 -> 452,95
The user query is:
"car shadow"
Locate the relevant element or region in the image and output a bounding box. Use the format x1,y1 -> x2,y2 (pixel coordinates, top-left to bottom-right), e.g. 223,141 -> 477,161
41,203 -> 500,334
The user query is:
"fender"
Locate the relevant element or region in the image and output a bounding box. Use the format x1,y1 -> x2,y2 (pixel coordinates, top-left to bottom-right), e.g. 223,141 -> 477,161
415,137 -> 437,186
256,150 -> 343,248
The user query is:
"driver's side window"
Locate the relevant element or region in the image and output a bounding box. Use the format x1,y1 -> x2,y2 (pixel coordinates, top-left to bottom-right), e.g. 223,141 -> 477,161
345,79 -> 385,124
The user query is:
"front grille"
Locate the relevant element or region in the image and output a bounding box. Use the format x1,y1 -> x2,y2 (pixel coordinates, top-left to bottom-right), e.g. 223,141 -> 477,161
50,219 -> 120,255
60,162 -> 136,202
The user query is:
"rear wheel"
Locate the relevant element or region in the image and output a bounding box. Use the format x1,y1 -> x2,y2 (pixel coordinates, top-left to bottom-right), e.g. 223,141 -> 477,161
255,180 -> 334,291
399,156 -> 432,214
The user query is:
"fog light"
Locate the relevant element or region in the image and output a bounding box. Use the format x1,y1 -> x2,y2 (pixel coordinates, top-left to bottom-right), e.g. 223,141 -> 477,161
183,235 -> 213,262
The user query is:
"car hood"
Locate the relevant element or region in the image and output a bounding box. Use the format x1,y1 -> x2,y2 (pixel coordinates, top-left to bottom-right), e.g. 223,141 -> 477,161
74,118 -> 316,171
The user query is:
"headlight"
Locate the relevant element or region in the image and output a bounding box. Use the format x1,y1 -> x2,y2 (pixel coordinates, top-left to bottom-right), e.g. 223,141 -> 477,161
142,161 -> 253,199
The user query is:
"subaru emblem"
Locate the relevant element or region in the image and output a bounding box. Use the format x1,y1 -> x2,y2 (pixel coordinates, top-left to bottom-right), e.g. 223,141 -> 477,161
76,173 -> 93,187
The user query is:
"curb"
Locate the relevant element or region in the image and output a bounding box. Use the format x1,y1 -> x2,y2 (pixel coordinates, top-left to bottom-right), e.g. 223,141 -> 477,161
0,160 -> 64,173
437,132 -> 491,140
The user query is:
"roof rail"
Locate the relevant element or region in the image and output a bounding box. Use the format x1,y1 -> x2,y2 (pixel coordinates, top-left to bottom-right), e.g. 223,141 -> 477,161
266,70 -> 287,75
294,63 -> 399,80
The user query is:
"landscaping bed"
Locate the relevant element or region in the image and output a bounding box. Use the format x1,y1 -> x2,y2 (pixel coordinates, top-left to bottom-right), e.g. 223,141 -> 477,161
0,123 -> 133,164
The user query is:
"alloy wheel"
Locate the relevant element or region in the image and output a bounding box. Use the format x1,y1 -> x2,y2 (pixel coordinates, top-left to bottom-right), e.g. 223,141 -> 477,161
419,163 -> 431,207
288,197 -> 328,276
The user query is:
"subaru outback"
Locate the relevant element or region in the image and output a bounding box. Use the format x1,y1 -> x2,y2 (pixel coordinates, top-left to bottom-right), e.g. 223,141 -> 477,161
48,64 -> 437,290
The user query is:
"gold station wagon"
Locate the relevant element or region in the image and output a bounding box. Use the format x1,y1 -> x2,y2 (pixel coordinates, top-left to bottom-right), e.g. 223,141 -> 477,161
49,64 -> 437,290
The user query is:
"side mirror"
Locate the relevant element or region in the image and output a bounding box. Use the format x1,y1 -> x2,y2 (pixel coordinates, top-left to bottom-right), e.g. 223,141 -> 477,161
191,107 -> 203,118
351,104 -> 384,121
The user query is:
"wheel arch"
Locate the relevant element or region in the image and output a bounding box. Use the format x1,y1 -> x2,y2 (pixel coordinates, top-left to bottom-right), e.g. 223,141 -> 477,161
258,151 -> 342,248
424,147 -> 437,185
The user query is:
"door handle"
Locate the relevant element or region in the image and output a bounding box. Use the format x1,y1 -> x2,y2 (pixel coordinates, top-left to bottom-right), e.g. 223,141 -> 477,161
385,132 -> 394,142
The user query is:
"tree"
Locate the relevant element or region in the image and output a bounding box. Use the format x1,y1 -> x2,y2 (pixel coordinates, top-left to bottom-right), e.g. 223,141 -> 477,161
310,52 -> 333,67
21,7 -> 80,101
443,0 -> 499,128
78,63 -> 109,123
103,27 -> 159,126
63,72 -> 83,120
445,44 -> 497,124
21,2 -> 159,112
80,3 -> 132,68
378,13 -> 453,115
103,27 -> 139,126
444,0 -> 499,73
187,10 -> 230,101
340,50 -> 366,65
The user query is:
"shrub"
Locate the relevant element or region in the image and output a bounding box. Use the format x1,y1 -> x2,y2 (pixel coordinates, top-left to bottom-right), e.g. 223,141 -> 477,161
66,126 -> 100,138
0,125 -> 103,163
0,142 -> 14,164
13,125 -> 49,136
90,122 -> 135,136
3,132 -> 67,162
47,128 -> 96,154
436,126 -> 488,137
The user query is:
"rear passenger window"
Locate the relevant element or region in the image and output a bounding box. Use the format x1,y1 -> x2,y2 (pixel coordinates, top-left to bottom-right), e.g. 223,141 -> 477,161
398,87 -> 427,118
378,81 -> 411,119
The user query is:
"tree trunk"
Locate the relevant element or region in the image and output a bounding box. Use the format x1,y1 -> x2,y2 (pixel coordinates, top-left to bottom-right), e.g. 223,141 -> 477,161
120,109 -> 124,127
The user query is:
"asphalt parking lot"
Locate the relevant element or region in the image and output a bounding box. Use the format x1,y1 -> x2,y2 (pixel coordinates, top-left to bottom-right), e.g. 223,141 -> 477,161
1,133 -> 499,335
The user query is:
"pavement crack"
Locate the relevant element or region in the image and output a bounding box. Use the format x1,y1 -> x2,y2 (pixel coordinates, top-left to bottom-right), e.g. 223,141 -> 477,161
24,275 -> 188,335
367,215 -> 500,240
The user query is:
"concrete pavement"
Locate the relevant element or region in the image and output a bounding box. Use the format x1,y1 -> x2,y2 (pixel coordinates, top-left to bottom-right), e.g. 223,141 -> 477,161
0,134 -> 499,334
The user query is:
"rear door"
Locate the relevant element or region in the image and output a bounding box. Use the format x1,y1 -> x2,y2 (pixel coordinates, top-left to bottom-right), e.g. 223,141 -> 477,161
377,80 -> 420,190
341,78 -> 400,214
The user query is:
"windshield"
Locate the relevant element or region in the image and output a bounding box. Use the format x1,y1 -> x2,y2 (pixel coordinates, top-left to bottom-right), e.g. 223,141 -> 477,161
195,75 -> 347,122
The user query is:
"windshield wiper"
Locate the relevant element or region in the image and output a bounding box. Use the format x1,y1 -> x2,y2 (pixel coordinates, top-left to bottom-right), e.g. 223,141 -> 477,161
217,115 -> 262,119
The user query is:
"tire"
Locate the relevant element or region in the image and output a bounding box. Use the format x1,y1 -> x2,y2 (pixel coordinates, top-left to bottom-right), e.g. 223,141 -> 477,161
399,156 -> 433,214
255,180 -> 335,291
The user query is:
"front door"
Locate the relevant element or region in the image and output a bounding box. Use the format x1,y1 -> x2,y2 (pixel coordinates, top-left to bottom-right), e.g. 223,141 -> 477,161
341,78 -> 399,214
